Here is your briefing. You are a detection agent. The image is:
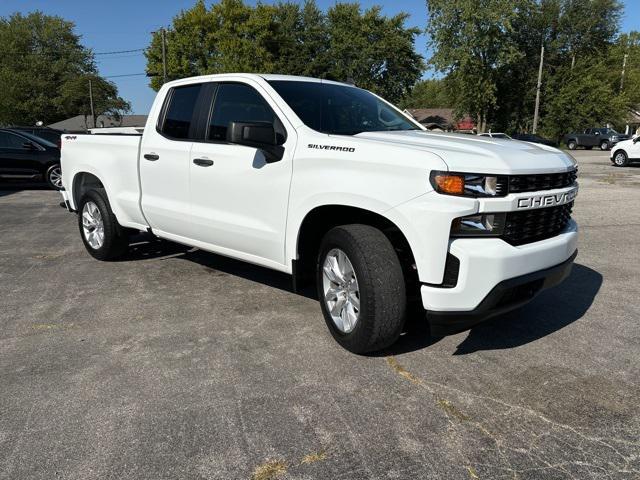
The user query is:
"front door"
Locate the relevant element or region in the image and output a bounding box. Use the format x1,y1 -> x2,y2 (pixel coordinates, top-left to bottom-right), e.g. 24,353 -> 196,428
188,81 -> 295,268
140,83 -> 205,235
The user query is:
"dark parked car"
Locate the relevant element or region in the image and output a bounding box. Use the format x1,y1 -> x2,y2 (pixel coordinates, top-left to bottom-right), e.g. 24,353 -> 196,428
512,133 -> 558,147
0,128 -> 62,189
11,126 -> 64,148
563,128 -> 629,151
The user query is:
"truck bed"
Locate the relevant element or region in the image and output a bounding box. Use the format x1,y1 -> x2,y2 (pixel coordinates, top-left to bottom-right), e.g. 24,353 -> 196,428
60,133 -> 147,229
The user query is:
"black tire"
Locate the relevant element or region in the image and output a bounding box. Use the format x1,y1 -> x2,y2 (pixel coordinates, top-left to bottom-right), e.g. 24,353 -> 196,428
567,140 -> 577,150
77,189 -> 129,260
612,150 -> 629,167
600,140 -> 609,151
45,164 -> 62,190
316,224 -> 406,354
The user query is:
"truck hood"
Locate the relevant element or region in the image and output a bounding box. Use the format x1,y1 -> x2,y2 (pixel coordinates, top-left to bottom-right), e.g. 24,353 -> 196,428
354,131 -> 577,175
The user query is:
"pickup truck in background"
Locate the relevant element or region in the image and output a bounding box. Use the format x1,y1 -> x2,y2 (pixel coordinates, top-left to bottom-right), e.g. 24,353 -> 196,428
59,73 -> 579,353
563,127 -> 629,151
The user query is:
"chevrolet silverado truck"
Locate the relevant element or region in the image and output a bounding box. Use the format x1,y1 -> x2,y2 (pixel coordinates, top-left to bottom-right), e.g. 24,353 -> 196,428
563,127 -> 629,151
59,74 -> 579,353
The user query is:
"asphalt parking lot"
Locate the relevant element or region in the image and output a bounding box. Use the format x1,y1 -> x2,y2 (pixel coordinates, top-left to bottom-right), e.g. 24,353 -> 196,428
1,150 -> 639,480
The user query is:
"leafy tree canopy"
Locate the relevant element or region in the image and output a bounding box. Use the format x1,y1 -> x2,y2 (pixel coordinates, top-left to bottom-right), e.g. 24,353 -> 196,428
399,78 -> 451,109
145,0 -> 424,103
424,0 -> 634,137
0,11 -> 130,126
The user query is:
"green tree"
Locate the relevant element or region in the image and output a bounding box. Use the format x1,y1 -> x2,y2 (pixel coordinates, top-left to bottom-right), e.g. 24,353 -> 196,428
0,11 -> 130,126
424,0 -> 627,136
59,74 -> 131,127
145,0 -> 424,103
425,0 -> 523,132
400,78 -> 451,109
541,59 -> 628,140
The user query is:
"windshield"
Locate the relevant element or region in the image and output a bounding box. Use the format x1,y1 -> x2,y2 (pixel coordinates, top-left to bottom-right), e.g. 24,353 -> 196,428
268,80 -> 420,136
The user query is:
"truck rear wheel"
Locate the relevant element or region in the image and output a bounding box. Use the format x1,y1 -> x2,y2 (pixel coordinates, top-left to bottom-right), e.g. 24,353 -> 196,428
567,140 -> 577,150
316,224 -> 406,354
77,189 -> 129,261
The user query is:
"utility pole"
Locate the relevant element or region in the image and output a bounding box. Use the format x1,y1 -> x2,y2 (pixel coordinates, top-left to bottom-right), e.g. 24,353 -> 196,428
161,27 -> 167,84
620,53 -> 628,92
532,44 -> 544,134
88,79 -> 96,129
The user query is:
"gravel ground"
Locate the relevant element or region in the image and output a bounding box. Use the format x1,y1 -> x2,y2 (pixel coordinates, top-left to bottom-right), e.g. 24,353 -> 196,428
0,150 -> 638,479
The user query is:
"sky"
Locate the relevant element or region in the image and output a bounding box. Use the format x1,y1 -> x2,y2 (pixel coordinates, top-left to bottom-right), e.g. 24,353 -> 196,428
0,0 -> 638,114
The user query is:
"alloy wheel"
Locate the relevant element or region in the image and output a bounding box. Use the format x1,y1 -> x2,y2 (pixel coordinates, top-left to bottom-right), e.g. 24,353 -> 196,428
82,201 -> 105,249
322,248 -> 360,333
49,166 -> 62,189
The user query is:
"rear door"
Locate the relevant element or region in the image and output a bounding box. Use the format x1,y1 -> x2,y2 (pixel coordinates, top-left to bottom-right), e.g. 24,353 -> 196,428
139,83 -> 206,235
0,131 -> 42,178
187,81 -> 295,267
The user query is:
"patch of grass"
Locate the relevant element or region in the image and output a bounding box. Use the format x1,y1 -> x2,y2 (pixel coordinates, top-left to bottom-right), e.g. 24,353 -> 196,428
437,398 -> 469,422
251,460 -> 287,480
31,323 -> 73,331
386,356 -> 422,385
300,450 -> 327,465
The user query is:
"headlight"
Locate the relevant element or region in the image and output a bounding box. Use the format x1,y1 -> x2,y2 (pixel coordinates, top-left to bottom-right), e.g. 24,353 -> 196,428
451,213 -> 506,236
430,171 -> 505,197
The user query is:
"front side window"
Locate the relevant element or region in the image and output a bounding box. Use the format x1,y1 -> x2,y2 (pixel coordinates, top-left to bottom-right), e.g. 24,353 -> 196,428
268,80 -> 419,136
161,84 -> 202,139
208,83 -> 276,141
0,131 -> 28,149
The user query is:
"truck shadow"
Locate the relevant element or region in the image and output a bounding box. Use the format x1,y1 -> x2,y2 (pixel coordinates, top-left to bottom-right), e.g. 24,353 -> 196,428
386,263 -> 602,356
122,236 -> 602,354
0,184 -> 50,197
124,234 -> 317,300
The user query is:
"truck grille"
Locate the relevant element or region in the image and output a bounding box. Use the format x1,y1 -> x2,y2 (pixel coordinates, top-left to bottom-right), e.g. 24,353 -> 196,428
497,169 -> 577,194
503,202 -> 574,245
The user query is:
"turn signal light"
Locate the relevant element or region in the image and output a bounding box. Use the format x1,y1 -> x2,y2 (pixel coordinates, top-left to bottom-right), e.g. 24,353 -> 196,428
433,174 -> 465,195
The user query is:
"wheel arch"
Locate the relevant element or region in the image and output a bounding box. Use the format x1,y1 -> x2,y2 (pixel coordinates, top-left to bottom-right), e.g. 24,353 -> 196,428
292,204 -> 418,294
72,171 -> 105,210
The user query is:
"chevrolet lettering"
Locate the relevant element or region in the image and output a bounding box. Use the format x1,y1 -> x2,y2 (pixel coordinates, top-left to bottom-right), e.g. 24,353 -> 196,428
517,187 -> 578,209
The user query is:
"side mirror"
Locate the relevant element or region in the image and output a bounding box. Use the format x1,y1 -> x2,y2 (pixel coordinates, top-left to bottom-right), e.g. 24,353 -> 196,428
633,137 -> 639,144
227,121 -> 285,163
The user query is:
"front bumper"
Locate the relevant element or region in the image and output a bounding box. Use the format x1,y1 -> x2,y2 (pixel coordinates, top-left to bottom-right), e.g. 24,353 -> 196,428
426,250 -> 576,336
421,219 -> 578,335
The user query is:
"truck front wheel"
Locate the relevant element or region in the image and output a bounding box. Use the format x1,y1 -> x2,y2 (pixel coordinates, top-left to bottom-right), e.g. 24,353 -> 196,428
600,140 -> 610,151
77,189 -> 129,261
316,224 -> 406,354
567,140 -> 577,150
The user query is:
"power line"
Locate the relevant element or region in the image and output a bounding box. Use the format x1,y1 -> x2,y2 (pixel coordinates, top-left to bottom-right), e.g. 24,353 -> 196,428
94,48 -> 146,55
2,48 -> 146,56
104,73 -> 148,78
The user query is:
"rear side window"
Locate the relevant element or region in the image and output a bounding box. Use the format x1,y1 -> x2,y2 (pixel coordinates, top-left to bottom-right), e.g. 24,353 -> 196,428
161,84 -> 202,139
208,83 -> 275,141
0,131 -> 27,149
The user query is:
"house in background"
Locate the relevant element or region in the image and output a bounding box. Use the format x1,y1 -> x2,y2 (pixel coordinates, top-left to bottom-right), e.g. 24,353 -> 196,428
623,109 -> 640,136
405,108 -> 476,133
48,114 -> 148,133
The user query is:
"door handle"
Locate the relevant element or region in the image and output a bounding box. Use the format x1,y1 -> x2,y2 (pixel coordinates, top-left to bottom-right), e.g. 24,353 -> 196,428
144,153 -> 160,161
193,158 -> 214,167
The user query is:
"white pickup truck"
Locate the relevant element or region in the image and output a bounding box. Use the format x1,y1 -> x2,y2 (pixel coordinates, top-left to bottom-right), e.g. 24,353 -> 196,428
59,74 -> 579,353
